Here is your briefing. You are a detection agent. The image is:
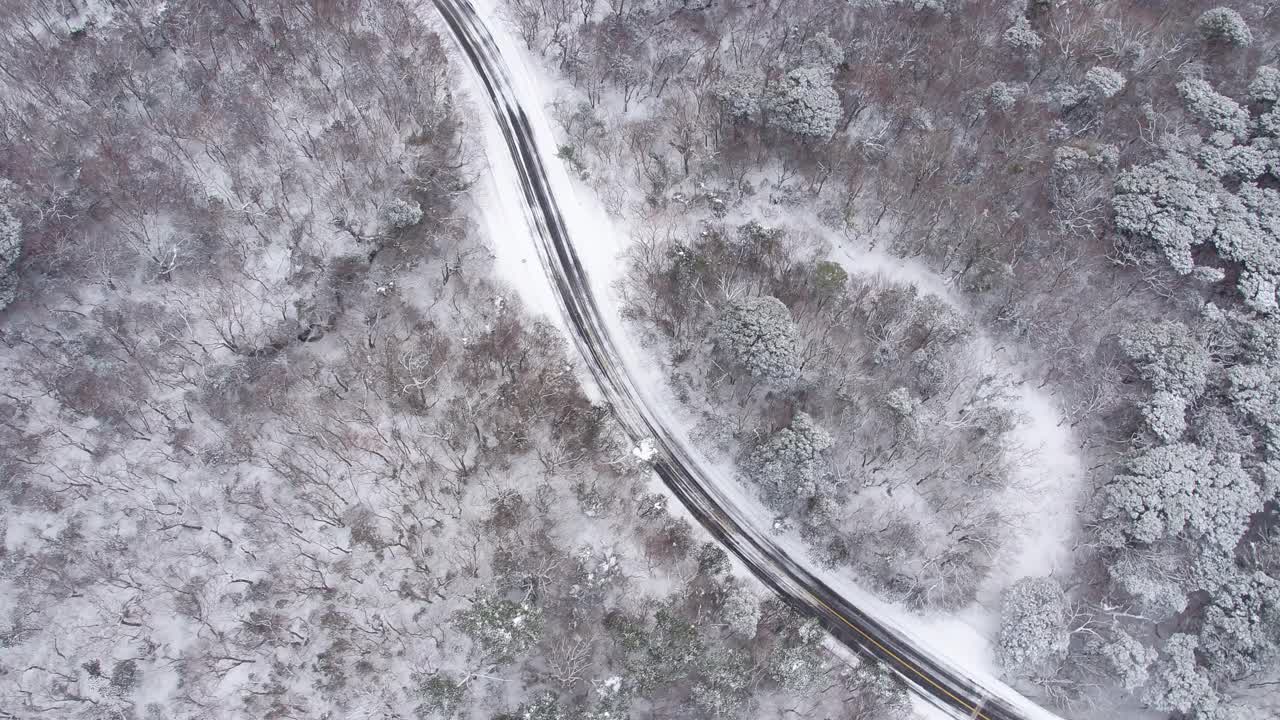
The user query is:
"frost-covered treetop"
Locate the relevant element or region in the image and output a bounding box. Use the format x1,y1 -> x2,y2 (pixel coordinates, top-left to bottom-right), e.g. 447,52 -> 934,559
1197,7 -> 1253,48
1085,66 -> 1126,99
1227,362 -> 1280,444
848,0 -> 949,9
1112,152 -> 1221,275
1106,443 -> 1259,551
1212,185 -> 1280,313
381,197 -> 424,231
1250,66 -> 1280,105
883,386 -> 919,418
716,295 -> 800,381
997,576 -> 1069,677
1003,15 -> 1043,54
800,31 -> 845,68
720,583 -> 762,637
716,69 -> 764,120
986,81 -> 1022,113
455,592 -> 544,663
1094,630 -> 1154,692
1178,76 -> 1251,139
765,67 -> 841,141
1114,71 -> 1280,313
745,412 -> 834,504
1197,567 -> 1280,680
1142,391 -> 1190,443
1052,143 -> 1118,174
1119,320 -> 1210,398
1144,634 -> 1219,715
0,180 -> 21,310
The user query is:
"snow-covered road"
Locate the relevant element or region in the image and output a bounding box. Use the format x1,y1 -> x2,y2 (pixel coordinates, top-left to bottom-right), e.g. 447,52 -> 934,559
429,1 -> 1067,718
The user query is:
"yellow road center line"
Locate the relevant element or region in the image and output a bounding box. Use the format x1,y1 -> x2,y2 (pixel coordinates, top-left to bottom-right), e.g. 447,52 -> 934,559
807,594 -> 992,720
704,503 -> 992,718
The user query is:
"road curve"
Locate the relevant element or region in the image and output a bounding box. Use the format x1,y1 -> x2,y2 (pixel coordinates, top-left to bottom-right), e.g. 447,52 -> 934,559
431,2 -> 1032,718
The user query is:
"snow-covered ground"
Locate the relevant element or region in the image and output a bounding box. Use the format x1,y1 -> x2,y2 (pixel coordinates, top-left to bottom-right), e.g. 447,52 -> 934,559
466,98 -> 567,333
444,1 -> 1081,717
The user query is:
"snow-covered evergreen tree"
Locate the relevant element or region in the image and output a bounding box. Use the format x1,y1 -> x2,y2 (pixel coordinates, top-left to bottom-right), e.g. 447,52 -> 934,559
1120,320 -> 1210,398
455,593 -> 544,663
1085,67 -> 1126,99
799,31 -> 845,68
1094,630 -> 1153,692
839,661 -> 912,718
1003,15 -> 1043,54
498,691 -> 566,720
1227,362 -> 1280,434
414,672 -> 467,718
608,607 -> 706,693
1113,153 -> 1222,275
1213,185 -> 1280,313
1105,443 -> 1259,550
744,413 -> 833,505
716,69 -> 764,120
764,67 -> 841,140
1249,66 -> 1280,105
1142,390 -> 1189,442
690,650 -> 752,718
1178,76 -> 1251,140
381,197 -> 424,230
0,180 -> 21,310
1144,634 -> 1220,716
1199,569 -> 1280,680
1197,7 -> 1253,47
765,619 -> 827,691
697,542 -> 731,576
986,81 -> 1021,113
997,577 -> 1070,677
716,295 -> 800,381
1111,550 -> 1190,617
720,583 -> 762,638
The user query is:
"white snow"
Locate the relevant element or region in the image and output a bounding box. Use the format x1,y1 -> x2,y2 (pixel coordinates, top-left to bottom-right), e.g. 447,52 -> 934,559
631,437 -> 658,462
602,675 -> 623,695
456,72 -> 566,330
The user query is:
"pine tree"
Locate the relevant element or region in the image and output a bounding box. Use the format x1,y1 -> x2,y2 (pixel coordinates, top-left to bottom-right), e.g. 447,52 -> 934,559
764,67 -> 841,140
716,295 -> 800,381
1199,569 -> 1280,680
1105,443 -> 1259,550
382,198 -> 425,230
1197,7 -> 1253,48
690,649 -> 752,718
1249,66 -> 1280,105
1094,631 -> 1153,692
1119,320 -> 1210,398
1143,634 -> 1220,715
720,583 -> 762,638
1084,67 -> 1126,99
0,180 -> 21,310
744,413 -> 833,505
455,593 -> 544,663
997,577 -> 1070,677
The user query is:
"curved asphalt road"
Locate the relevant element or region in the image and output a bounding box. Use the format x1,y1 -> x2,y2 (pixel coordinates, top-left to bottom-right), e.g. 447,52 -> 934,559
431,2 -> 1030,718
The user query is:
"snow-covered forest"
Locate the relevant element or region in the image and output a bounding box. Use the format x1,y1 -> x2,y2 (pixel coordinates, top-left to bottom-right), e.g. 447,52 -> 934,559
491,0 -> 1280,717
0,2 -> 913,718
1,0 -> 1279,719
